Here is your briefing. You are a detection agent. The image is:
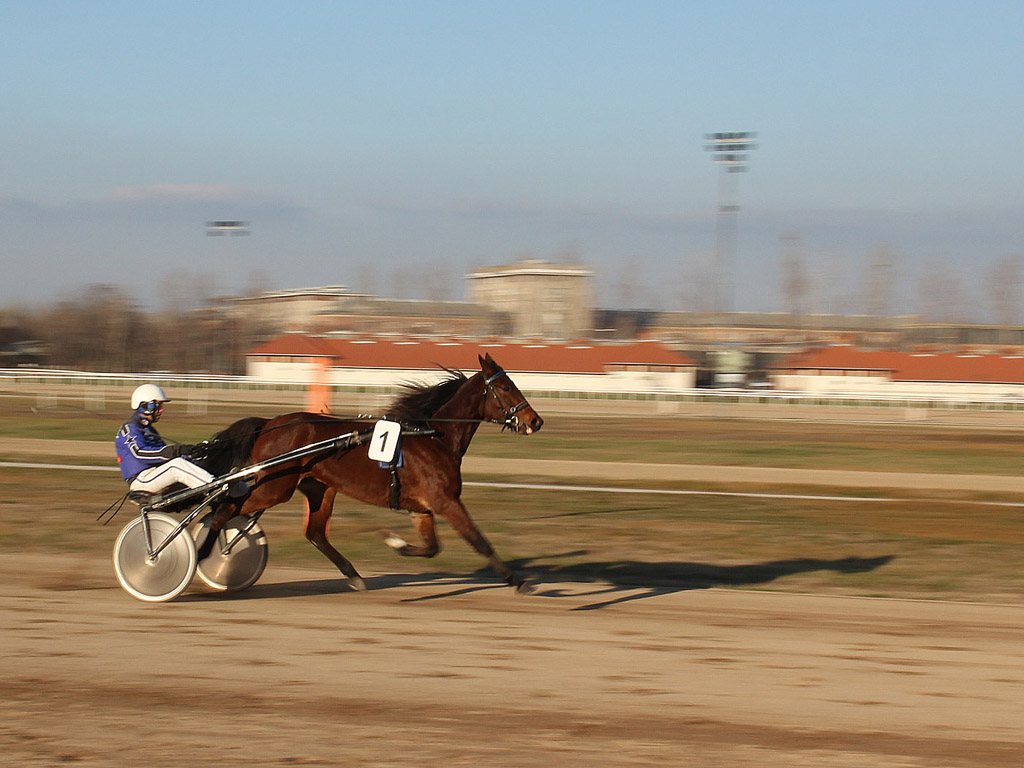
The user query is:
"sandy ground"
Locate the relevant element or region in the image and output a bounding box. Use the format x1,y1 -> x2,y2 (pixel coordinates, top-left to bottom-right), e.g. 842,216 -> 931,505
2,553 -> 1023,767
4,434 -> 1024,765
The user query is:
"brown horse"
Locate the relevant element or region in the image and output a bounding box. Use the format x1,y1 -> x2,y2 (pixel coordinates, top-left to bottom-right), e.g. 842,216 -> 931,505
198,353 -> 543,592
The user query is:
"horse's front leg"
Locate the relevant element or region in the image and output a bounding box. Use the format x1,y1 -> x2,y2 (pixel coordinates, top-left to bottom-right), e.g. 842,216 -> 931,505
382,511 -> 440,557
300,478 -> 366,591
430,498 -> 533,593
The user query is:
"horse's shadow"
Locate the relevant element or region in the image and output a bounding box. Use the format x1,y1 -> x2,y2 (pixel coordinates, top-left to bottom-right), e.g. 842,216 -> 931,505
502,553 -> 896,610
185,553 -> 895,610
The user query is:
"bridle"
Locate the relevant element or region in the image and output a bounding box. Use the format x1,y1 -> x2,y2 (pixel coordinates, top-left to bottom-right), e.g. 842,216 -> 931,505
482,369 -> 531,430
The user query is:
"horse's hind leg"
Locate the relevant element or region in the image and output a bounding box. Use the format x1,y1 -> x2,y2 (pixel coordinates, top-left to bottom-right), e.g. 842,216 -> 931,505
382,511 -> 440,557
299,478 -> 366,591
195,499 -> 241,561
197,469 -> 292,561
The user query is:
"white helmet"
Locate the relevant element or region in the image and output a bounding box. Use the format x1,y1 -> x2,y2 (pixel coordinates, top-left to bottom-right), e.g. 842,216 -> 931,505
131,384 -> 170,410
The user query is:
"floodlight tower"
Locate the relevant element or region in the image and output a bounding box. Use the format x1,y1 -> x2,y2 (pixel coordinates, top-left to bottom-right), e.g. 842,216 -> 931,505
204,220 -> 250,236
704,131 -> 757,313
203,219 -> 252,374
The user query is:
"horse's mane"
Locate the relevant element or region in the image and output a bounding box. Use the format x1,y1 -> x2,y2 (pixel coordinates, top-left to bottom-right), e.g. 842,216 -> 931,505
387,368 -> 468,424
198,415 -> 270,476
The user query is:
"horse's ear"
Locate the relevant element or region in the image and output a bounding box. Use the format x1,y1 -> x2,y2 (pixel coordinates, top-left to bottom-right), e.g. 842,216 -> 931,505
479,352 -> 495,369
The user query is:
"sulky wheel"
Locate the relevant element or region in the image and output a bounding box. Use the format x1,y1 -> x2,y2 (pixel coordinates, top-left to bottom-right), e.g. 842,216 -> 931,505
113,513 -> 197,602
192,513 -> 268,593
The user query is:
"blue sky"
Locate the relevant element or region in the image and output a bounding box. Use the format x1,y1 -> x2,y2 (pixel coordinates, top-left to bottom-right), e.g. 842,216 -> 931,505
3,1 -> 1023,317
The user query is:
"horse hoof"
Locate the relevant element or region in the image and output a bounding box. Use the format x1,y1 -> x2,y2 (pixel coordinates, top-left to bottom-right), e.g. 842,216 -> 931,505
381,531 -> 408,551
507,577 -> 535,595
348,577 -> 367,592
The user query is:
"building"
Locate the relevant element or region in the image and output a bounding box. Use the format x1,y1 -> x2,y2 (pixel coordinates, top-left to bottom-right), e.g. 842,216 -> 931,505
228,286 -> 508,339
648,312 -> 906,352
247,334 -> 697,392
230,286 -> 356,334
647,311 -> 907,383
900,322 -> 1024,353
316,295 -> 508,337
465,258 -> 593,340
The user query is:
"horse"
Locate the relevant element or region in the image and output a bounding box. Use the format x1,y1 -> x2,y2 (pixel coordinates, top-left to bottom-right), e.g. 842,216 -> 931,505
198,353 -> 543,592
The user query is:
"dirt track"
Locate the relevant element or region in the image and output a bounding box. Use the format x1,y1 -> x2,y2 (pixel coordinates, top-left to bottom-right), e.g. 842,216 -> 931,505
5,436 -> 1024,493
2,553 -> 1023,767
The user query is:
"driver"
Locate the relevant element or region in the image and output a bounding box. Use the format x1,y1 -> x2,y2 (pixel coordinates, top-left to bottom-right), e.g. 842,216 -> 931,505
115,384 -> 214,495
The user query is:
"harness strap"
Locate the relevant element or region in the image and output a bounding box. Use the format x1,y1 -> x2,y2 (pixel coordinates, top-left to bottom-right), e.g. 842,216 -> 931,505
384,426 -> 437,511
388,464 -> 401,510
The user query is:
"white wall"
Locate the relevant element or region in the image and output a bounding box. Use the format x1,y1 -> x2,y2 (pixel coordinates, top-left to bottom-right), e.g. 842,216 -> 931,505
772,373 -> 1024,400
772,374 -> 891,395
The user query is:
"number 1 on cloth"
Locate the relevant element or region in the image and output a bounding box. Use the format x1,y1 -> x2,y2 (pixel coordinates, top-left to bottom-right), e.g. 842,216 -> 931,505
367,420 -> 401,464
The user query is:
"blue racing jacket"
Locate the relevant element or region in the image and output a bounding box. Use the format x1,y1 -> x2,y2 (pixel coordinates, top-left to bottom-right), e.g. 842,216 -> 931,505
115,415 -> 177,481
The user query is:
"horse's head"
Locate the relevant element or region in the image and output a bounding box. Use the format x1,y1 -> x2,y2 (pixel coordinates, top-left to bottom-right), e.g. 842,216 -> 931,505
478,353 -> 544,435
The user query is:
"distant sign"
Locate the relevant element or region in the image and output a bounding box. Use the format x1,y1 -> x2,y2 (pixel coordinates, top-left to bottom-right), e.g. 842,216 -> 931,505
713,349 -> 750,373
205,220 -> 250,236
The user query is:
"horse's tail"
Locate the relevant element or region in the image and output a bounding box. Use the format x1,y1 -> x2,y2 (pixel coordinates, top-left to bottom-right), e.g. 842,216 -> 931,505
199,416 -> 269,476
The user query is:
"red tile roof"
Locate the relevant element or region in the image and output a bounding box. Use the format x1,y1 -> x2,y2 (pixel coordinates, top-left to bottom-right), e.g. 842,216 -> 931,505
249,334 -> 696,373
775,346 -> 1024,384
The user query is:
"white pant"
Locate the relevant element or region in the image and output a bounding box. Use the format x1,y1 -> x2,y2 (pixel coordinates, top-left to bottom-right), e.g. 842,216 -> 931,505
129,457 -> 215,494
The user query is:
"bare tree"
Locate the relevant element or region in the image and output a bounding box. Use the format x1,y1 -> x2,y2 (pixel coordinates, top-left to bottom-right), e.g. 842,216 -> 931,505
863,246 -> 897,317
780,232 -> 810,316
424,260 -> 453,302
391,268 -> 410,301
917,256 -> 971,323
679,254 -> 716,313
244,269 -> 271,299
987,255 -> 1022,325
35,285 -> 149,371
355,262 -> 378,297
615,255 -> 642,309
819,251 -> 855,316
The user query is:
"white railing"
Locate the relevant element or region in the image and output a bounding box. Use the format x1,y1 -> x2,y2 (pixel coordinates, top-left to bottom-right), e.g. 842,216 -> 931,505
5,367 -> 1024,413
